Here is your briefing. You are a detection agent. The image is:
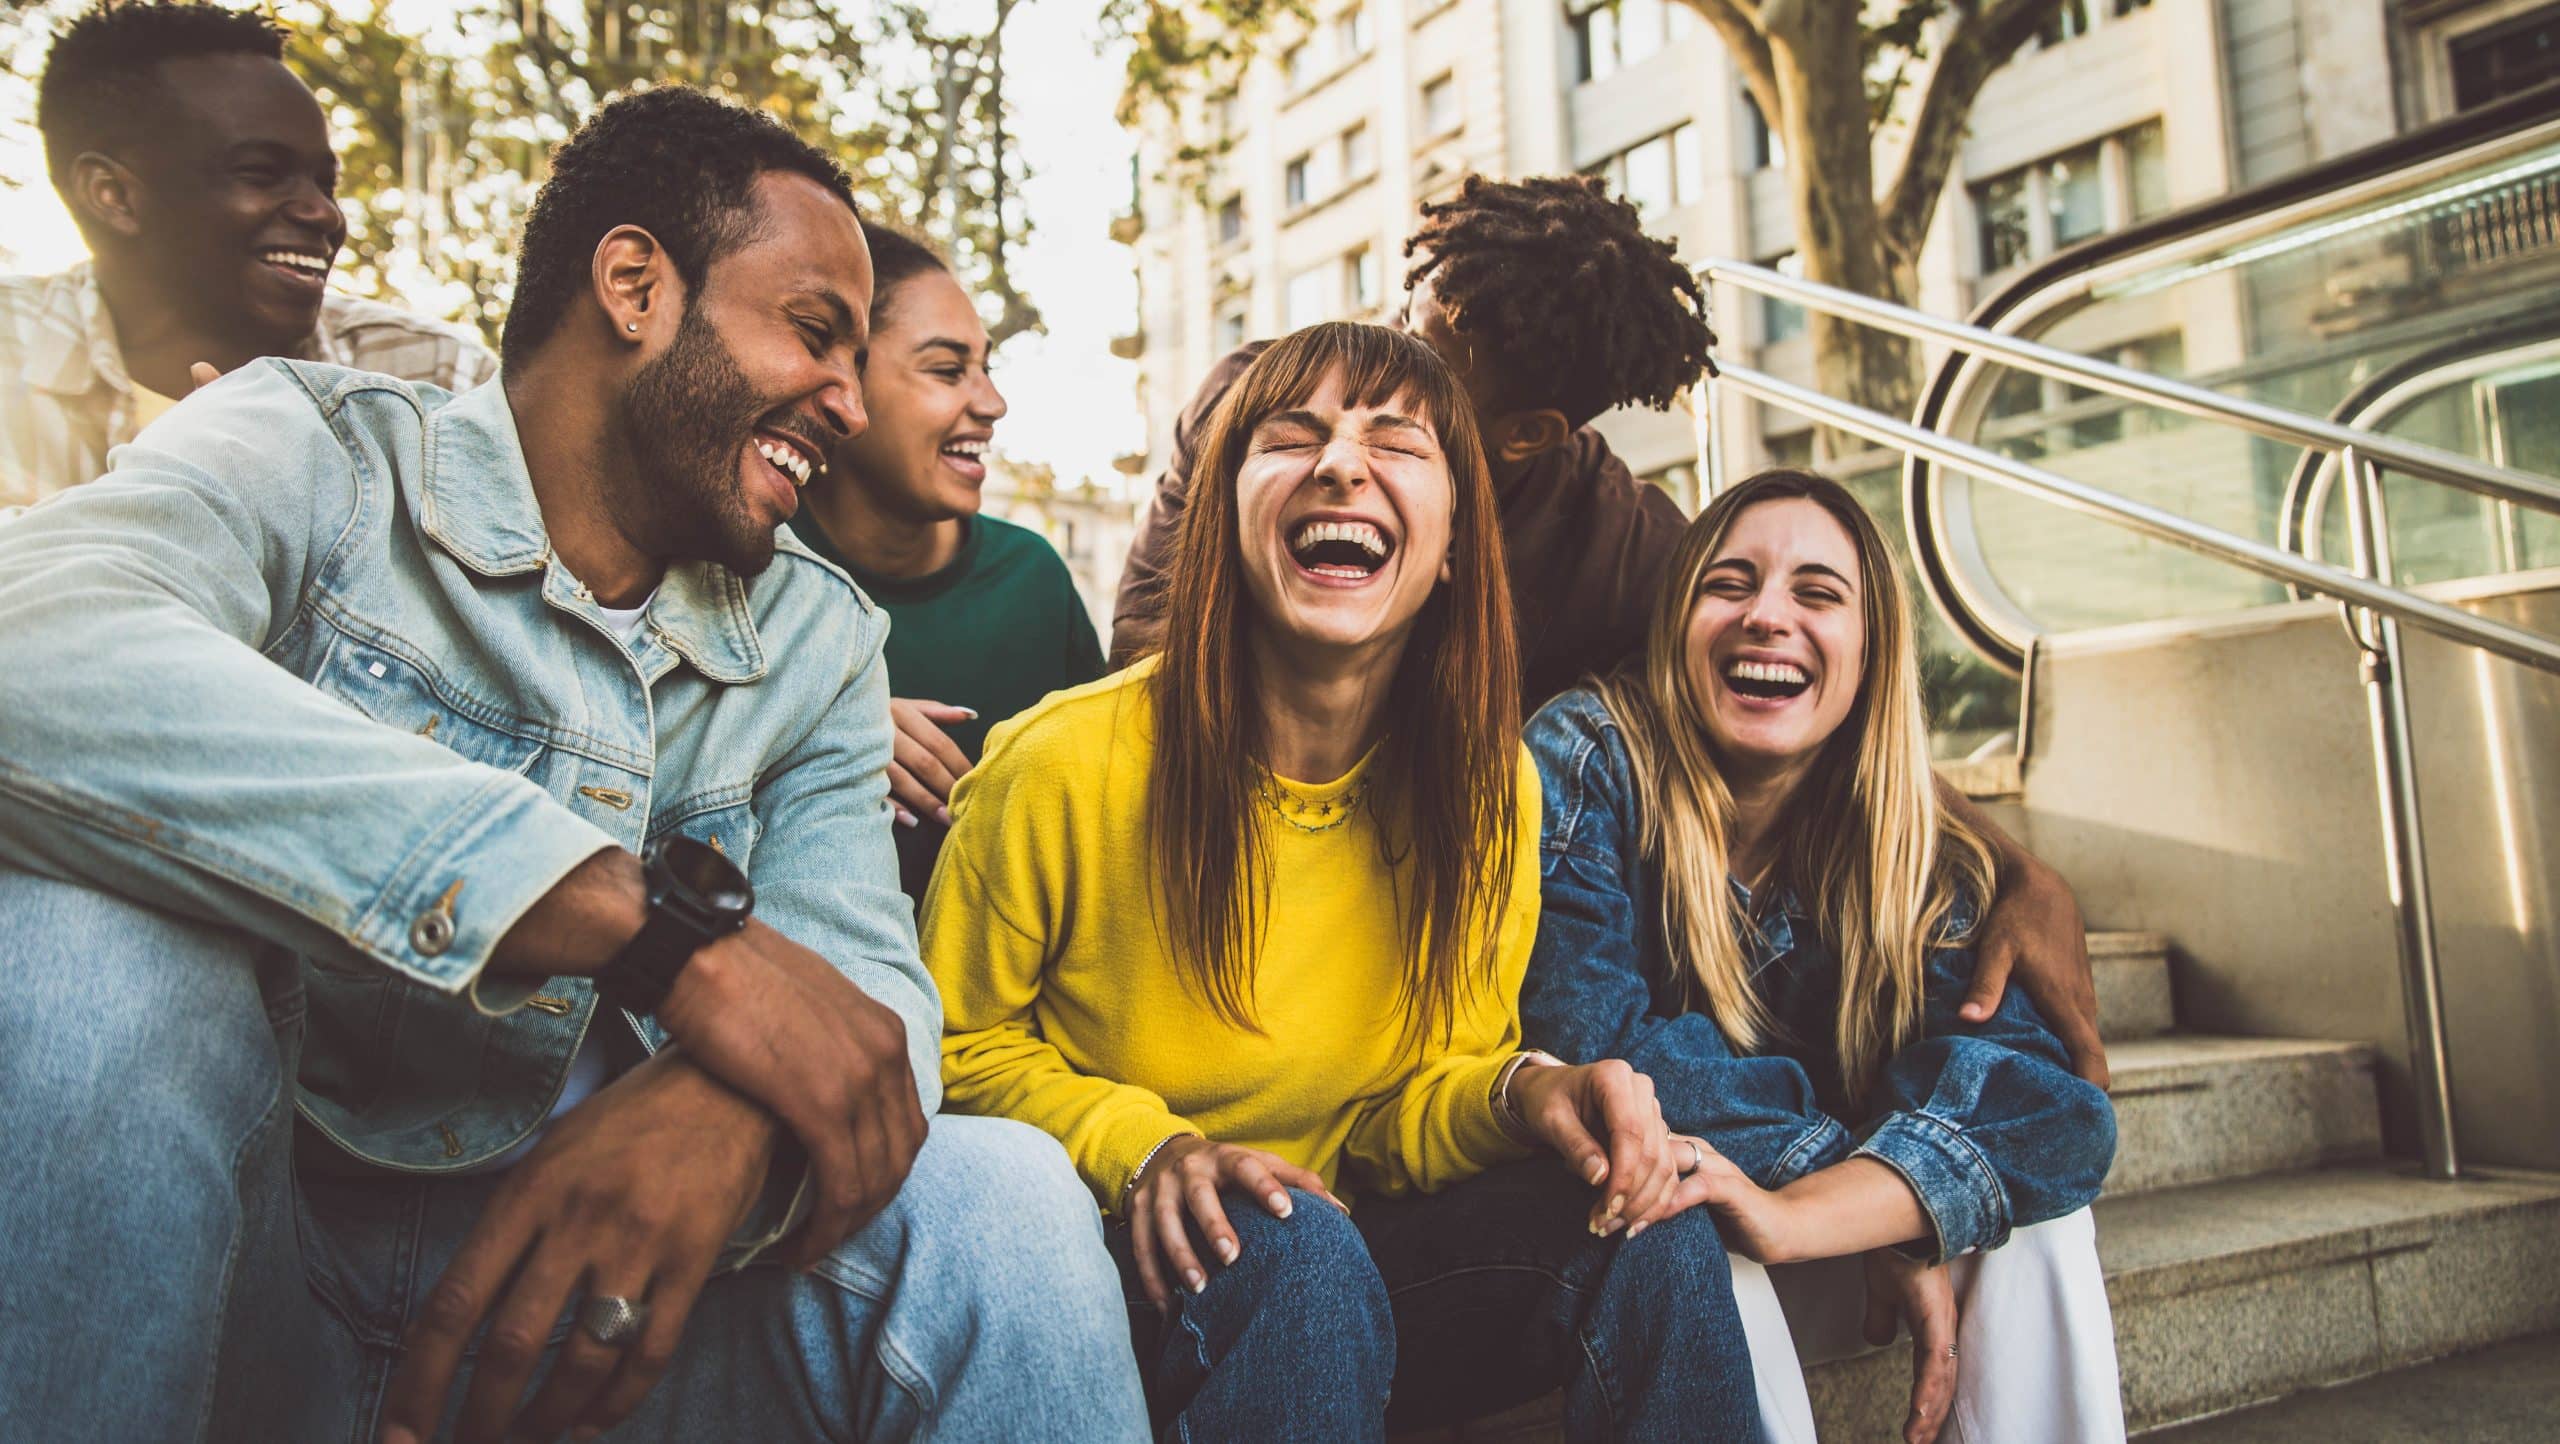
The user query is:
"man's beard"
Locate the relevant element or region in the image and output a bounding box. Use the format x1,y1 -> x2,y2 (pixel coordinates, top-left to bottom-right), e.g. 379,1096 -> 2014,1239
617,304 -> 782,578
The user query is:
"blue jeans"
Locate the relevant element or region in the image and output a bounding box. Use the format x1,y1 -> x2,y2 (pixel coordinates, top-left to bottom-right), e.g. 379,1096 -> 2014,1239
0,869 -> 1148,1443
1108,1160 -> 1761,1442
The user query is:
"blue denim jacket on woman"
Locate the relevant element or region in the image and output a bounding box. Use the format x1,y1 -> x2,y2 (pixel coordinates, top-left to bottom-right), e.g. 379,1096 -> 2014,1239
1520,685 -> 2114,1261
0,360 -> 939,1177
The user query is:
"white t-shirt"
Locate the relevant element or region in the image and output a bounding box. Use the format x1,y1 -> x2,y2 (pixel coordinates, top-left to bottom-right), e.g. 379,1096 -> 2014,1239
464,594 -> 653,1173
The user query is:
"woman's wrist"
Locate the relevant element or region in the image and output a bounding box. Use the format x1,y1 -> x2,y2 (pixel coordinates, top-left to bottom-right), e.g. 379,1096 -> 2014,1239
1491,1049 -> 1565,1144
1121,1131 -> 1202,1214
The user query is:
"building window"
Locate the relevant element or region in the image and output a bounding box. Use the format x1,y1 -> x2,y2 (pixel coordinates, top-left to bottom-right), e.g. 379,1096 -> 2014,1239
1216,195 -> 1245,246
2109,0 -> 2151,13
1216,91 -> 1243,134
1344,245 -> 1378,312
1569,0 -> 1693,85
1974,171 -> 2032,272
1332,3 -> 1372,61
1217,303 -> 1249,351
1971,120 -> 2165,274
1286,265 -> 1330,329
2042,139 -> 2106,249
1341,121 -> 1374,182
1283,41 -> 1310,90
1759,251 -> 1805,344
1744,92 -> 1784,171
1590,123 -> 1695,219
2035,0 -> 2090,48
1285,153 -> 1311,209
2451,7 -> 2560,110
2124,119 -> 2169,221
1421,72 -> 1460,137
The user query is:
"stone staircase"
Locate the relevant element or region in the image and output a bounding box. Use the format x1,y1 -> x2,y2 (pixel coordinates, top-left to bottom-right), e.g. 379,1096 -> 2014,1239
1804,930 -> 2560,1436
1428,931 -> 2560,1439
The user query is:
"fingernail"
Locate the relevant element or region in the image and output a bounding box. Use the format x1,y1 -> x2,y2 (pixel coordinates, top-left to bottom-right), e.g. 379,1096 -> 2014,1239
1184,1269 -> 1205,1293
894,809 -> 918,828
1627,1220 -> 1650,1239
384,1430 -> 417,1444
1215,1237 -> 1238,1264
934,806 -> 953,826
957,707 -> 979,718
1608,1193 -> 1626,1218
1270,1192 -> 1293,1218
1585,1158 -> 1607,1184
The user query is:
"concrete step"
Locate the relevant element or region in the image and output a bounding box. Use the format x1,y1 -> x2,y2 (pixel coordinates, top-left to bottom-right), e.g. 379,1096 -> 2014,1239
2091,930 -> 2175,1042
2105,1035 -> 2382,1195
2139,1330 -> 2560,1442
1803,1165 -> 2560,1437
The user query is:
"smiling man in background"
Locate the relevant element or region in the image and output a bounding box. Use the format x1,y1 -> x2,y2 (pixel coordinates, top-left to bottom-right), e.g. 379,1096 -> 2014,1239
1,1 -> 491,508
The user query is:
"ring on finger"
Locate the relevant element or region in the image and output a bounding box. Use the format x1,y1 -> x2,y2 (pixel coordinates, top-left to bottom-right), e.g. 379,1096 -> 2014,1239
1683,1138 -> 1705,1174
576,1293 -> 651,1348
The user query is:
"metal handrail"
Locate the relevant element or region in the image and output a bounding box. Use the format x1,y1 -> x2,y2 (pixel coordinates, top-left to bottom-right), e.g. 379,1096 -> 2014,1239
1704,358 -> 2560,674
1694,259 -> 2560,1184
1708,263 -> 2560,516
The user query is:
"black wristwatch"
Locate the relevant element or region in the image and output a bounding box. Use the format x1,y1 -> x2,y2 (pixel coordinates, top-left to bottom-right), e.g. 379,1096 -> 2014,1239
593,835 -> 754,1015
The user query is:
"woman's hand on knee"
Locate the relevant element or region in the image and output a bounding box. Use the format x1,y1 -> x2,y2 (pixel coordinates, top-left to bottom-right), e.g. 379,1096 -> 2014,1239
1644,1134 -> 1795,1260
1862,1248 -> 1959,1444
1126,1136 -> 1344,1306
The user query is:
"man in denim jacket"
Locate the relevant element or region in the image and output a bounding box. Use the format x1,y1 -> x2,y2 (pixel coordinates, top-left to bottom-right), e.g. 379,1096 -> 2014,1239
0,89 -> 1143,1444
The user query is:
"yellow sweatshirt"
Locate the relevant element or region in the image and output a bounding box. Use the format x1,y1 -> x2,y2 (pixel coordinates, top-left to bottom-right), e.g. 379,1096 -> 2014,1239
923,662 -> 1541,1214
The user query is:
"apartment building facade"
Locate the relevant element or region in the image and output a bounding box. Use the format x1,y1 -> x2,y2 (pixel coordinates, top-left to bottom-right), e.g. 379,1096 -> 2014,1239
1118,0 -> 2549,504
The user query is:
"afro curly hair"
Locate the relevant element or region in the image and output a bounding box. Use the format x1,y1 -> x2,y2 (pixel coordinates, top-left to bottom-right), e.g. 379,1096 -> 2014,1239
36,1 -> 287,191
1404,174 -> 1715,428
500,86 -> 858,370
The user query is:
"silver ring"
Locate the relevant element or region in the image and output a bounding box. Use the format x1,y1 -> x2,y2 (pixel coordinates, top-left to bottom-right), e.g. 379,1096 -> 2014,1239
1946,1345 -> 1960,1360
577,1293 -> 650,1347
1684,1138 -> 1705,1174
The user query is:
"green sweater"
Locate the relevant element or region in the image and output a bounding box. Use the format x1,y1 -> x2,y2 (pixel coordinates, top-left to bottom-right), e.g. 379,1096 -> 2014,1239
788,510 -> 1105,899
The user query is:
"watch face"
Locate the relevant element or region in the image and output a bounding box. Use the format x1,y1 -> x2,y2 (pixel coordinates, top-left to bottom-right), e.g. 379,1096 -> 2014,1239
657,835 -> 754,918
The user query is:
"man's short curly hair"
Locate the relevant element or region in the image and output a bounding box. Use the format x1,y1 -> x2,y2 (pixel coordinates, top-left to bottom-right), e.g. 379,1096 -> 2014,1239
500,86 -> 859,370
36,1 -> 286,190
1404,174 -> 1715,428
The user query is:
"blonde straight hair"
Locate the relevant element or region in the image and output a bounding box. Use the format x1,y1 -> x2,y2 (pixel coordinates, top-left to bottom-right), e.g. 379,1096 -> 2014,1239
1589,470 -> 1996,1103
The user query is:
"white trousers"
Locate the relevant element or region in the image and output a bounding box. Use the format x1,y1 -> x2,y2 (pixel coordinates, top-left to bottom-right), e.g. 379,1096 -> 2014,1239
1729,1209 -> 2127,1444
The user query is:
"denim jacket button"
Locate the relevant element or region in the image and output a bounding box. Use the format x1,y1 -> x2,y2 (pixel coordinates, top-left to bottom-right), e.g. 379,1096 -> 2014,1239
410,908 -> 456,957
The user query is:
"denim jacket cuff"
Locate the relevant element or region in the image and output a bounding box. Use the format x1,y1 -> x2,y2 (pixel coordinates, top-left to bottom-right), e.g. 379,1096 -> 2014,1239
348,776 -> 618,998
1767,1113 -> 1857,1188
1855,1111 -> 2011,1262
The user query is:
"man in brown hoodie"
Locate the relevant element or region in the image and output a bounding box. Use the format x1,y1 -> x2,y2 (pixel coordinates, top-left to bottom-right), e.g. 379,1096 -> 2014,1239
1112,174 -> 2114,1086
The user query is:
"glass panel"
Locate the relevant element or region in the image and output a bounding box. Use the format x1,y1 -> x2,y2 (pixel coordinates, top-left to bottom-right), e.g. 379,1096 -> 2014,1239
1622,133 -> 1676,217
1286,267 -> 1329,329
1760,251 -> 1805,343
2452,9 -> 2560,111
1423,74 -> 1459,135
2125,120 -> 2170,221
1975,171 -> 2031,272
1342,122 -> 1373,180
1343,246 -> 1378,310
1672,123 -> 1701,204
2045,142 -> 2106,247
1285,156 -> 1310,209
1941,133 -> 2560,642
1745,92 -> 1783,170
1216,197 -> 1244,245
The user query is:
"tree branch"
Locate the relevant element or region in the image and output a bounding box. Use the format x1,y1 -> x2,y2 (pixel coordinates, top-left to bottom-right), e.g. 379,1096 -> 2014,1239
1879,0 -> 2061,261
1674,0 -> 1779,118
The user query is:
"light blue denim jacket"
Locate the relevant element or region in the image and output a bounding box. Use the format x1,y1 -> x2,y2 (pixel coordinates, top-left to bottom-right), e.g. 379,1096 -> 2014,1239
1520,685 -> 2114,1261
0,360 -> 939,1174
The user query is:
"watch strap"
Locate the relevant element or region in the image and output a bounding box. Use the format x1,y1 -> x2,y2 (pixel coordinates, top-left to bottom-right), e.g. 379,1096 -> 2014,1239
593,906 -> 703,1015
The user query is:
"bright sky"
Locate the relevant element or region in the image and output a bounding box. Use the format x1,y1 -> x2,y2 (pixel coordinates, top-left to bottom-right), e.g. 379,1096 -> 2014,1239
0,1 -> 1142,489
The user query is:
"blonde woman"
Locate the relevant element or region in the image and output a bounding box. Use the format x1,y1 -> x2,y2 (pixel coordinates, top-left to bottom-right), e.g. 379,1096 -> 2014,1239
924,323 -> 1762,1441
1521,469 -> 2123,1444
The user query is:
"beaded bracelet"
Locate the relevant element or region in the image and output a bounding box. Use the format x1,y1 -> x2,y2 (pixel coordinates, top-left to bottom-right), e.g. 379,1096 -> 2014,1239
1119,1130 -> 1200,1215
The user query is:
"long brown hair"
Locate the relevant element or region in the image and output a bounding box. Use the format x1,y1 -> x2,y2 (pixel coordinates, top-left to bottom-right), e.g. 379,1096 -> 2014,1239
1146,322 -> 1521,1052
1590,469 -> 1996,1102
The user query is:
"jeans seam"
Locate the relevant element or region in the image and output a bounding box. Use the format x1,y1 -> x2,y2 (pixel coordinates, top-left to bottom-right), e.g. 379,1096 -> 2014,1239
1380,1261 -> 1578,1303
1575,1320 -> 1619,1439
192,1067 -> 292,1444
813,1259 -> 935,1437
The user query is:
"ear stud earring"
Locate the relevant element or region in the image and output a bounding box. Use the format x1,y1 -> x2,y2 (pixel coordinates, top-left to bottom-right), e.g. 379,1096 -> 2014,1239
626,322 -> 639,333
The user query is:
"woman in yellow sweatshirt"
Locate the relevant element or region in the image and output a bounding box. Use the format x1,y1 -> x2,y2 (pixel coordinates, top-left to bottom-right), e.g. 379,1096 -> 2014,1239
924,322 -> 1763,1441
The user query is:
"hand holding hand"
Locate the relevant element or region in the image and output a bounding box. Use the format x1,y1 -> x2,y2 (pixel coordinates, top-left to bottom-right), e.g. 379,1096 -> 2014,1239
1125,1136 -> 1345,1306
1644,1133 -> 1802,1262
1863,1247 -> 1960,1444
1507,1059 -> 1678,1237
654,918 -> 927,1269
886,698 -> 975,826
376,1048 -> 773,1444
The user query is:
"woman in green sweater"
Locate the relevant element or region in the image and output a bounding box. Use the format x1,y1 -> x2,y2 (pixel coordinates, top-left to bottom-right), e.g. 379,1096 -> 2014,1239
926,323 -> 1763,1441
788,228 -> 1105,901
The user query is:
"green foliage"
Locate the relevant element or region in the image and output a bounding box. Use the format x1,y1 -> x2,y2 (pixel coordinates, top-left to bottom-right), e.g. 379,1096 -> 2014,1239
3,0 -> 1039,344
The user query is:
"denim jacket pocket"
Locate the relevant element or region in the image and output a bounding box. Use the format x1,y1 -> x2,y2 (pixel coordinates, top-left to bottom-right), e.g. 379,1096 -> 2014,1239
315,634 -> 546,777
